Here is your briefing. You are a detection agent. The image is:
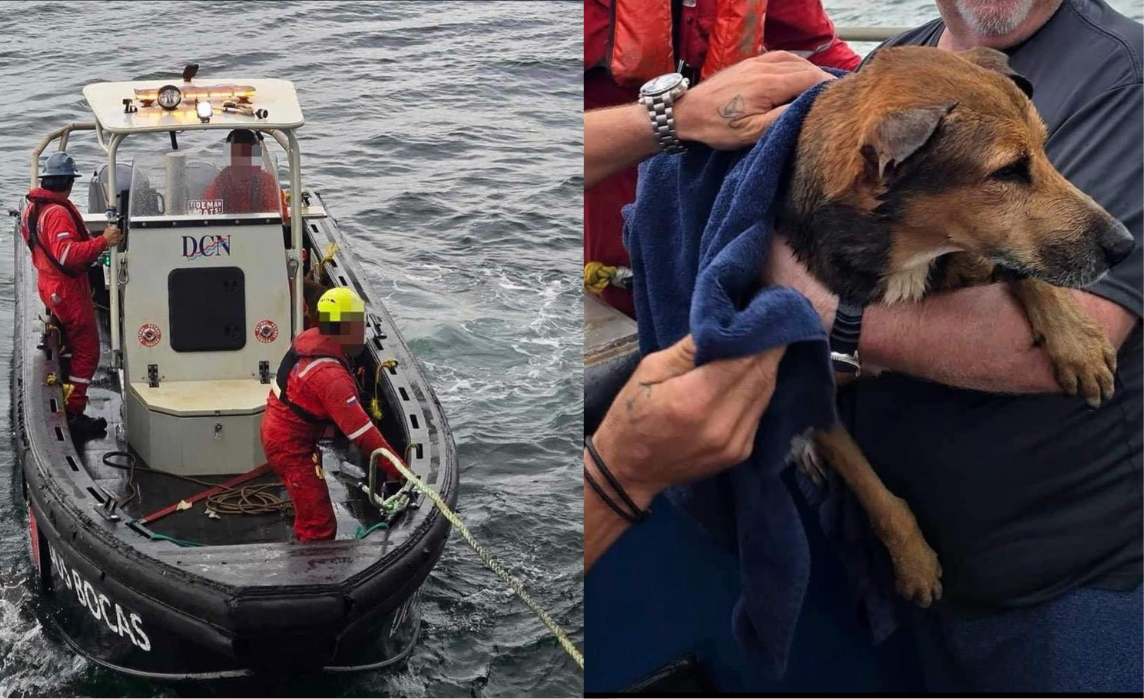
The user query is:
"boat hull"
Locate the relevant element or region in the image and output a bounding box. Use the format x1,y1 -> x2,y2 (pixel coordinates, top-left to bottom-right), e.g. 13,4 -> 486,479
11,192 -> 460,679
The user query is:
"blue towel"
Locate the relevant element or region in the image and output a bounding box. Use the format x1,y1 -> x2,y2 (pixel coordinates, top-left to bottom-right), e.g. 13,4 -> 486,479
622,79 -> 898,679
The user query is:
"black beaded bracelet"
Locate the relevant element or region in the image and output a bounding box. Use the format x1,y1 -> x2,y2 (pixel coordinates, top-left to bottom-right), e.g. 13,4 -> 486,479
584,434 -> 648,523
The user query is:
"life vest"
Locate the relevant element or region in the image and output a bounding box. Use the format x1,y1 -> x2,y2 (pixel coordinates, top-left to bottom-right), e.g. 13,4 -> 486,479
272,328 -> 352,425
584,0 -> 767,86
21,190 -> 92,279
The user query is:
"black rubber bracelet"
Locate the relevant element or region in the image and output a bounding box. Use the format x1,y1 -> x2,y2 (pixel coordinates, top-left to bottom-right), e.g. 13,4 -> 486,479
584,434 -> 648,523
584,464 -> 636,524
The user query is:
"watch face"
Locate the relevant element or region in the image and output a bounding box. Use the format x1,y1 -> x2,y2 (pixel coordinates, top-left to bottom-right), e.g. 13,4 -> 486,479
643,73 -> 682,96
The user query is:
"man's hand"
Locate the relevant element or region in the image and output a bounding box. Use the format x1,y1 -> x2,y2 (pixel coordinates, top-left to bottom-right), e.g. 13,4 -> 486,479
102,224 -> 123,247
590,335 -> 787,510
674,51 -> 836,150
764,234 -> 838,330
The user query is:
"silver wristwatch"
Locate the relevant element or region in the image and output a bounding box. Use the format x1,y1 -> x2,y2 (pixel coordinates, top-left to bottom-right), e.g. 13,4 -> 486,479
639,73 -> 690,155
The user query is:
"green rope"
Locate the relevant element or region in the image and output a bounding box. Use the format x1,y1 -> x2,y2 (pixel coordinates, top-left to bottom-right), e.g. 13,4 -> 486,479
144,531 -> 204,548
354,521 -> 389,539
370,448 -> 584,670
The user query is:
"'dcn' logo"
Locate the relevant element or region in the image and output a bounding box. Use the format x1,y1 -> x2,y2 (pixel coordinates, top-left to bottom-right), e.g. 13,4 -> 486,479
182,235 -> 232,260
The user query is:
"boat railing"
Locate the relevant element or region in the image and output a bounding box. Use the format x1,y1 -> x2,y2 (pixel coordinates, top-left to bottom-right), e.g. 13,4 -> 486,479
836,27 -> 910,43
29,123 -> 96,189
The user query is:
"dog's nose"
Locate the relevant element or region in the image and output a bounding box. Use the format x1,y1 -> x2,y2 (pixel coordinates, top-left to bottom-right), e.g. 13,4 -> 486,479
1100,221 -> 1135,267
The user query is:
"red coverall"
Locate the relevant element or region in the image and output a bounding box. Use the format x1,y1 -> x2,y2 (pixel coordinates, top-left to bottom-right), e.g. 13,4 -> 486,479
262,328 -> 402,541
21,189 -> 108,415
585,0 -> 862,317
203,167 -> 280,214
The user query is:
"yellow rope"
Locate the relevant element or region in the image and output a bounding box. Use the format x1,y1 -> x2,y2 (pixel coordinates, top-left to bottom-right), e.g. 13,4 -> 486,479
369,360 -> 399,420
310,242 -> 341,283
584,261 -> 616,295
370,448 -> 584,670
44,374 -> 73,404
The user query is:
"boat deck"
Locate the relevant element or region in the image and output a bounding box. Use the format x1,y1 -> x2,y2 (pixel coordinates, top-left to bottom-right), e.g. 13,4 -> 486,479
71,306 -> 396,546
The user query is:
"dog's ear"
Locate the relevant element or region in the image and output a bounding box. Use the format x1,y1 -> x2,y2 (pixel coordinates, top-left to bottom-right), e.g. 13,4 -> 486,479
860,103 -> 957,184
959,47 -> 1033,98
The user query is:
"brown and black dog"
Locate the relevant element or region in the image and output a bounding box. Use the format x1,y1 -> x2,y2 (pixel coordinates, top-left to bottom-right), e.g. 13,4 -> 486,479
772,46 -> 1134,606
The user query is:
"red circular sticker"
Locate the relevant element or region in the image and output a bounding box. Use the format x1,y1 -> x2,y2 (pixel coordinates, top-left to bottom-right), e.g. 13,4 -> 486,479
138,324 -> 161,347
255,320 -> 279,343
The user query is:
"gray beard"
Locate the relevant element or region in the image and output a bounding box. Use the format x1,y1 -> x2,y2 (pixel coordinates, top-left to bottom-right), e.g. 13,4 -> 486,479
954,0 -> 1037,35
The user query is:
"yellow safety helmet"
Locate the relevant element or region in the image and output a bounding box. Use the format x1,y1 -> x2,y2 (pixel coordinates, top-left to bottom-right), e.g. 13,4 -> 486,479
317,287 -> 365,323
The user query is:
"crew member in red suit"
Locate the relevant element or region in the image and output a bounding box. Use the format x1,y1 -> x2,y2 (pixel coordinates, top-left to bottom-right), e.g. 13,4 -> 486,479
584,0 -> 861,317
21,152 -> 123,437
203,129 -> 280,214
262,287 -> 407,542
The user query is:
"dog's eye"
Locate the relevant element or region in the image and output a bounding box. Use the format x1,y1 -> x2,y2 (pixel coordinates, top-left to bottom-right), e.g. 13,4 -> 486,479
991,157 -> 1030,183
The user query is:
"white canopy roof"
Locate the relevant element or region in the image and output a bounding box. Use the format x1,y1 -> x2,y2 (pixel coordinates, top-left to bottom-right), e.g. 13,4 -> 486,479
82,78 -> 304,134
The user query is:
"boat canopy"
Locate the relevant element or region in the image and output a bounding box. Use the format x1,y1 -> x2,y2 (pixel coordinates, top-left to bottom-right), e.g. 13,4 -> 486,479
82,79 -> 304,135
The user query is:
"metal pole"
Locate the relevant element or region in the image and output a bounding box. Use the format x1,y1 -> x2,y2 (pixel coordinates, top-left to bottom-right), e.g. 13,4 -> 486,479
286,130 -> 303,340
107,132 -> 125,367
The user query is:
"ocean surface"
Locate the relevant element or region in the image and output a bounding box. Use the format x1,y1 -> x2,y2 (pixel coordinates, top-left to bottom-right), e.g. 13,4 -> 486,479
0,2 -> 581,697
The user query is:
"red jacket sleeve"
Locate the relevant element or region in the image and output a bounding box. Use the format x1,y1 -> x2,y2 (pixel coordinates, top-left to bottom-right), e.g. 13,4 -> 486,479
314,368 -> 405,479
42,207 -> 107,272
764,0 -> 861,71
260,173 -> 280,213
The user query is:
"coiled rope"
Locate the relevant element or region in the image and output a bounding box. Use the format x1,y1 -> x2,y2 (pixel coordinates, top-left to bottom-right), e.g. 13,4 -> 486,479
370,447 -> 584,670
583,261 -> 617,295
101,452 -> 293,517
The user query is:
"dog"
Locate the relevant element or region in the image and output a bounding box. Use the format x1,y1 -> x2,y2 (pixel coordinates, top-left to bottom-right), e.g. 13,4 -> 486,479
771,46 -> 1134,606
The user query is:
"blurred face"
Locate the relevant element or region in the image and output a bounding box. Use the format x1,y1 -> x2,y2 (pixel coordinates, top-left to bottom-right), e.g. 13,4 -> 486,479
323,315 -> 367,355
229,142 -> 262,171
948,0 -> 1039,35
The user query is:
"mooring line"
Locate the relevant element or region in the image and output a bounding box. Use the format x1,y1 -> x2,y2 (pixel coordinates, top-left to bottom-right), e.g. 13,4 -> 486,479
370,448 -> 584,670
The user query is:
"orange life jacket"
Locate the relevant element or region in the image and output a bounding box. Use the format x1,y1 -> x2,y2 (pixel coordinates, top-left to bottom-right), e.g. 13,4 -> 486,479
585,0 -> 767,87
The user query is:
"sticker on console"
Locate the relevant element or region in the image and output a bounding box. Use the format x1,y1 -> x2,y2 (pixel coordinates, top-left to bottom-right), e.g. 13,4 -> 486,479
254,320 -> 278,343
138,324 -> 161,347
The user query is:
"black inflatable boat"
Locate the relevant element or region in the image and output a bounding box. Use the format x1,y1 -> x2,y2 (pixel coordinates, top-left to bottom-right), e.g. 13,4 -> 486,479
11,75 -> 457,678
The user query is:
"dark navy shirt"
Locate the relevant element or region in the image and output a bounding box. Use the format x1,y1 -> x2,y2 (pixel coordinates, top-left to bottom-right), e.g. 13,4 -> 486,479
844,0 -> 1143,608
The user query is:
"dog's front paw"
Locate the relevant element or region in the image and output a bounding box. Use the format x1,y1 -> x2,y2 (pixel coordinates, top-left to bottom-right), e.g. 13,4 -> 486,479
1042,316 -> 1117,408
881,497 -> 943,608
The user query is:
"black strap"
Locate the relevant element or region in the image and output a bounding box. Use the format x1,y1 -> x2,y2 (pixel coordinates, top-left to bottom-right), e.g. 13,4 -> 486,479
584,434 -> 648,523
274,344 -> 351,425
25,200 -> 81,279
830,299 -> 864,374
584,465 -> 636,524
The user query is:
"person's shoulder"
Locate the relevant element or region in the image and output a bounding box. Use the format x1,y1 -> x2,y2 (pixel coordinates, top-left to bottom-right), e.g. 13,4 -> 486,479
857,19 -> 943,70
883,18 -> 945,49
40,203 -> 73,227
1044,0 -> 1142,88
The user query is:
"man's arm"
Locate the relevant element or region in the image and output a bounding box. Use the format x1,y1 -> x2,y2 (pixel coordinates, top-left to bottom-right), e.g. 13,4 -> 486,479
586,337 -> 785,569
43,208 -> 109,272
584,52 -> 835,190
771,239 -> 1138,394
316,371 -> 404,479
861,285 -> 1136,394
584,104 -> 658,191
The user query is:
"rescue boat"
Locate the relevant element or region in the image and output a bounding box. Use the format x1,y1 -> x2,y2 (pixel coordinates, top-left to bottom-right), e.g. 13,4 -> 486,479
10,69 -> 458,678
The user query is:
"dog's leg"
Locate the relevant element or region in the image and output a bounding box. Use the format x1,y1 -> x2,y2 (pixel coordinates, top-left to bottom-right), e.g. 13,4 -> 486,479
812,424 -> 942,607
1011,278 -> 1117,407
932,252 -> 996,290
